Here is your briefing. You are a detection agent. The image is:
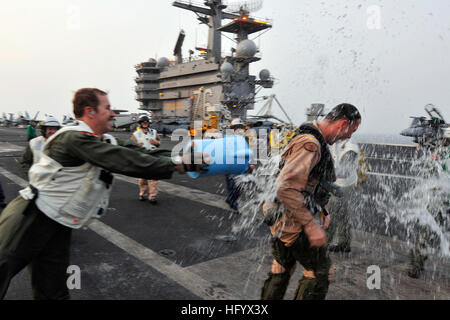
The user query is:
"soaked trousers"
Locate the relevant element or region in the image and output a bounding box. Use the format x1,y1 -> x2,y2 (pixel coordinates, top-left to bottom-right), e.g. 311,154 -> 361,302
0,197 -> 72,300
326,194 -> 352,249
261,232 -> 331,300
139,179 -> 158,200
409,189 -> 449,271
410,223 -> 438,271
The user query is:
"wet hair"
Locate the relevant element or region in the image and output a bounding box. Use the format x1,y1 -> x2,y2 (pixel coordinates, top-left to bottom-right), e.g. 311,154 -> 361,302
325,103 -> 361,125
72,88 -> 108,118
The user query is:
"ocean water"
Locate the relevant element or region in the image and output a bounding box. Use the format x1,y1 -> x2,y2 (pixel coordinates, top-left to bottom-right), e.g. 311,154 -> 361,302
352,132 -> 416,145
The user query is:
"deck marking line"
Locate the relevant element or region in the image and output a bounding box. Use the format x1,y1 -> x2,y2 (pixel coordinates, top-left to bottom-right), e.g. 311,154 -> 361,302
0,165 -> 237,300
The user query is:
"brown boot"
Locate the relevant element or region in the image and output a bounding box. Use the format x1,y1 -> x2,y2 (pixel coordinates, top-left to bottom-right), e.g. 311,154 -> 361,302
260,272 -> 290,300
408,249 -> 427,279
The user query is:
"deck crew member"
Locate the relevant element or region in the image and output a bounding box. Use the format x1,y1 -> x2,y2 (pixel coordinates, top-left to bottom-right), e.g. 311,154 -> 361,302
20,115 -> 61,175
26,121 -> 37,141
225,118 -> 255,212
260,103 -> 361,300
131,115 -> 161,204
408,142 -> 450,278
0,88 -> 208,300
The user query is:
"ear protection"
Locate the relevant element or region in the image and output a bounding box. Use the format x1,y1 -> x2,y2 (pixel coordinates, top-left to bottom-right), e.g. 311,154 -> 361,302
89,111 -> 93,115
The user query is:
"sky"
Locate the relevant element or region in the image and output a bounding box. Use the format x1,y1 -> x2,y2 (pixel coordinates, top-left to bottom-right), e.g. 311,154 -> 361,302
0,0 -> 449,134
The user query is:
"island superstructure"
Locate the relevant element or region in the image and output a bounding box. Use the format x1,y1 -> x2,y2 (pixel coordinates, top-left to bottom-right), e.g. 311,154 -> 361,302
134,0 -> 274,131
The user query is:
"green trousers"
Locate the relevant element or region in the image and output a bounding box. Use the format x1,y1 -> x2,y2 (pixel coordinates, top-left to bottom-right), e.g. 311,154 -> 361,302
409,223 -> 437,271
326,193 -> 352,249
409,188 -> 449,272
0,196 -> 72,300
261,231 -> 331,300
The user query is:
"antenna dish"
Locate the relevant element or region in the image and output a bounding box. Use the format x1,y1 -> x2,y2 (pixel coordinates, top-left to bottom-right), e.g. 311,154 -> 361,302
225,0 -> 263,13
220,62 -> 234,74
236,39 -> 257,57
156,57 -> 169,68
259,69 -> 270,80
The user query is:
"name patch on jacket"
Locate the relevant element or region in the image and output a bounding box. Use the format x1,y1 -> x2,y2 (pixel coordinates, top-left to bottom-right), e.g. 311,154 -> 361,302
304,142 -> 319,152
81,131 -> 98,138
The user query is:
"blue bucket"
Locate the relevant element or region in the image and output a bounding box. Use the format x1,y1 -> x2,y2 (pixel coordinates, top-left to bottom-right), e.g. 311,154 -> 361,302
186,135 -> 253,178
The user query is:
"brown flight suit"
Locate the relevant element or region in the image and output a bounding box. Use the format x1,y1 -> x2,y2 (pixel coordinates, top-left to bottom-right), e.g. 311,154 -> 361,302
261,122 -> 332,300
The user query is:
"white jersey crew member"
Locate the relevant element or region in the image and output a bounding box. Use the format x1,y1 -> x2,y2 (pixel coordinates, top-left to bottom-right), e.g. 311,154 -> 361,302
20,115 -> 62,175
131,115 -> 161,204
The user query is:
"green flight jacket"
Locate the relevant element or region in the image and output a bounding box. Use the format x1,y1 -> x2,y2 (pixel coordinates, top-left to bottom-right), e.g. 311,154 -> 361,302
20,131 -> 176,180
45,130 -> 176,180
1,130 -> 177,224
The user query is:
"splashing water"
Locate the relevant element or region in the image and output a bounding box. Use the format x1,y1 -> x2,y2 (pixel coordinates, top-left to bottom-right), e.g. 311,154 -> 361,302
362,148 -> 450,258
228,139 -> 449,298
227,154 -> 285,297
231,154 -> 283,238
234,142 -> 449,255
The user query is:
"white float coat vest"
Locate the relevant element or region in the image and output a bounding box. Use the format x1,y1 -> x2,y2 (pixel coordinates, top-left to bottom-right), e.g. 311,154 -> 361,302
133,128 -> 157,150
19,121 -> 117,229
29,136 -> 46,165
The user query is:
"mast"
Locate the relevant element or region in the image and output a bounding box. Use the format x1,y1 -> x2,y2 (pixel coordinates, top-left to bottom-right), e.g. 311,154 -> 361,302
172,0 -> 239,64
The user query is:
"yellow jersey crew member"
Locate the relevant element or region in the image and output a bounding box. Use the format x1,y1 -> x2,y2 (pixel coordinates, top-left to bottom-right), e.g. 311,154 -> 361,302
20,115 -> 62,175
0,88 -> 208,300
131,115 -> 161,204
260,103 -> 361,300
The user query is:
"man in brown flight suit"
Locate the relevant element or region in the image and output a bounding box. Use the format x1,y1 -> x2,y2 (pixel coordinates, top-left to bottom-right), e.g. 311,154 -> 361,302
261,103 -> 361,300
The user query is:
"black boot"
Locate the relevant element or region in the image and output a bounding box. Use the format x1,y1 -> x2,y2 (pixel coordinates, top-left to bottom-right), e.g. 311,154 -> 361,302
294,273 -> 330,300
407,249 -> 427,279
407,266 -> 424,279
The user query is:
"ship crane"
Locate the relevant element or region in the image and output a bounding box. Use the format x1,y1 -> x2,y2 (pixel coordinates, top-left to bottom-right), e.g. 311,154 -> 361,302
251,94 -> 293,127
173,29 -> 185,64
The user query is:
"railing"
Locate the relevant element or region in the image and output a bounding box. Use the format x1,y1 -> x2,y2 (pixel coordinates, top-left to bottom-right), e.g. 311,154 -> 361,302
135,75 -> 160,82
136,93 -> 160,100
135,84 -> 159,91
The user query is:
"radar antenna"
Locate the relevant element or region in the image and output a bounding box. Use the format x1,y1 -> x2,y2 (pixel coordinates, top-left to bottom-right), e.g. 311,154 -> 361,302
225,0 -> 263,14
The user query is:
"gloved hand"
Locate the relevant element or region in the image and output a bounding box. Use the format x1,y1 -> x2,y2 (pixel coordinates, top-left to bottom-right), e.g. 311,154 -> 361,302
304,220 -> 327,247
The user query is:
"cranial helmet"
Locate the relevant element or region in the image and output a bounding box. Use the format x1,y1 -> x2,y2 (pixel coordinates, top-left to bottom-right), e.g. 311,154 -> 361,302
138,115 -> 150,123
230,118 -> 244,129
42,115 -> 61,128
40,115 -> 61,138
